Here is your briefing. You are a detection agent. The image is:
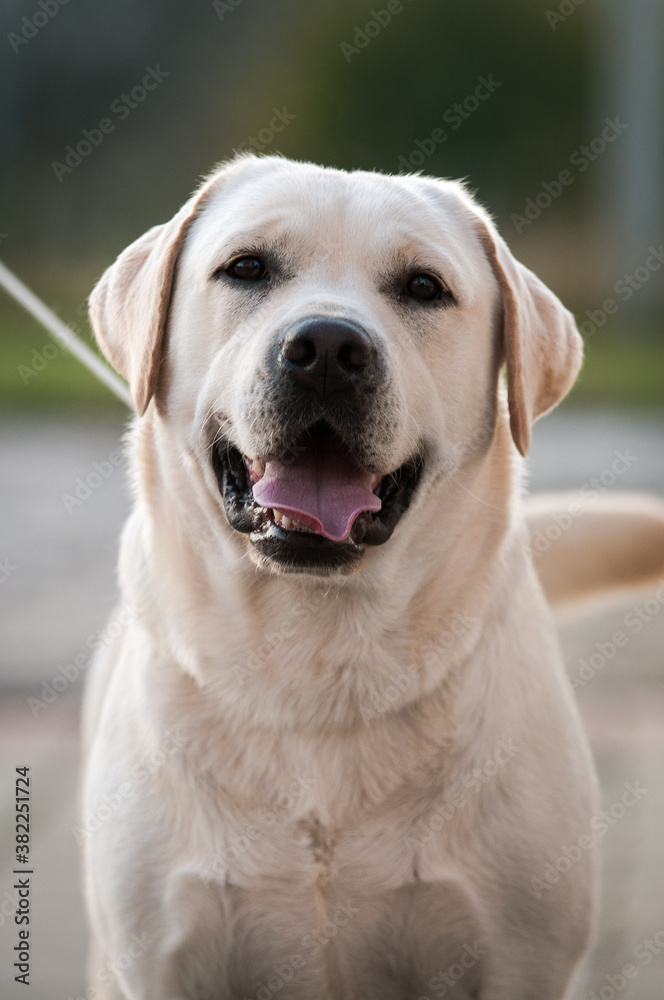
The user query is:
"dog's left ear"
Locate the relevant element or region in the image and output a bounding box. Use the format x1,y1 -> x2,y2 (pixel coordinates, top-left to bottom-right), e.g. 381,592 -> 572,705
476,221 -> 583,456
89,182 -> 218,415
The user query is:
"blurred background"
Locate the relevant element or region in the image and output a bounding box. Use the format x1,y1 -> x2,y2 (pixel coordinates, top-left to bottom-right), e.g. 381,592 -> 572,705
0,0 -> 663,996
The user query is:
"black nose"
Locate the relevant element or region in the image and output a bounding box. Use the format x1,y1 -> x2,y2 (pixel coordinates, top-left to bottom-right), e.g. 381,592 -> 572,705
279,316 -> 376,396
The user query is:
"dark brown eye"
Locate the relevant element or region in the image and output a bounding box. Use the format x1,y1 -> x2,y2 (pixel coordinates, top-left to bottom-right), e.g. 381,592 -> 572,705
405,273 -> 443,301
227,255 -> 268,281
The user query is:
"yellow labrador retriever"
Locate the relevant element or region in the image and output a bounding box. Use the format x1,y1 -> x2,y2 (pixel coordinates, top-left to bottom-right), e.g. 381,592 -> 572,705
81,154 -> 600,999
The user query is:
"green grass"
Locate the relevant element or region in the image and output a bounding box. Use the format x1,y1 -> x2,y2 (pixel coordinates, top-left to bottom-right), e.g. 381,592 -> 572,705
571,330 -> 664,407
0,303 -> 126,411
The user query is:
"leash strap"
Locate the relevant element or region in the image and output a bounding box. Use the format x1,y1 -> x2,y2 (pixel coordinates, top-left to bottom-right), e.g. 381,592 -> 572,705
0,259 -> 133,409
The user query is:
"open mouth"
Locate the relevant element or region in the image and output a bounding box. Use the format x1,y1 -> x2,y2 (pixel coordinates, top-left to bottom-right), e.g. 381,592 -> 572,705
211,422 -> 423,572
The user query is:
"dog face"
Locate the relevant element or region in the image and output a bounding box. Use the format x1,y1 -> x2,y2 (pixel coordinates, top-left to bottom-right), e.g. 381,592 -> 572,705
90,155 -> 582,577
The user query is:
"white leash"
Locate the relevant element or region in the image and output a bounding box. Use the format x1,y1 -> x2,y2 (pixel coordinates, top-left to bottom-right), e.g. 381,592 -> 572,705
0,259 -> 133,409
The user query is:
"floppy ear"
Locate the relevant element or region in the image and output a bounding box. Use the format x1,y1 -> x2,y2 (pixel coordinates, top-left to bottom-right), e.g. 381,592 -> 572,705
477,222 -> 583,456
88,185 -> 216,415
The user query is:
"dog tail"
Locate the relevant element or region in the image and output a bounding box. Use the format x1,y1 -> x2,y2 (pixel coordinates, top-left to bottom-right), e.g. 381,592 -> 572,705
524,492 -> 664,611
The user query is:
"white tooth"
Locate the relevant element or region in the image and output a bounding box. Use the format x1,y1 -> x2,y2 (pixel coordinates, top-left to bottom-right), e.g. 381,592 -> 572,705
273,509 -> 283,523
253,458 -> 265,477
371,474 -> 381,490
281,515 -> 293,529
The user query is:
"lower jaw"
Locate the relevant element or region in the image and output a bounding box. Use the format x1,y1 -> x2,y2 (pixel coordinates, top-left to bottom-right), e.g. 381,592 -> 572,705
248,520 -> 366,575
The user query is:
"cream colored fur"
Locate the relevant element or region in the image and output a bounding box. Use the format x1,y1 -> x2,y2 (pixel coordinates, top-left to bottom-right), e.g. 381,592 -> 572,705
526,492 -> 664,613
82,155 -> 606,1000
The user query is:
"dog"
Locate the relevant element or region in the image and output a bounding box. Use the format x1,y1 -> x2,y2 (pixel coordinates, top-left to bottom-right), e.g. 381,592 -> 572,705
80,153 -> 646,999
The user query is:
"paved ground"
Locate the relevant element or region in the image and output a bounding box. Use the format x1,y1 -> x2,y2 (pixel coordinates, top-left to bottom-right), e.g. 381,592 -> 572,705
0,407 -> 663,998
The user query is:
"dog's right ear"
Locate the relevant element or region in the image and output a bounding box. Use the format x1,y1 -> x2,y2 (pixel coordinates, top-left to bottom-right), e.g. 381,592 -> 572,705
88,171 -> 229,415
89,197 -> 202,415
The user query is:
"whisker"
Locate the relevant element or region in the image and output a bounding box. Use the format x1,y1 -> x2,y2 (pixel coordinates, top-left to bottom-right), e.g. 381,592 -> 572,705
448,476 -> 502,512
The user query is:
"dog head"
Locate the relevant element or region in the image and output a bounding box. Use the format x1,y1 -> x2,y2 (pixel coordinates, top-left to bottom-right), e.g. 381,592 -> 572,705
90,155 -> 581,577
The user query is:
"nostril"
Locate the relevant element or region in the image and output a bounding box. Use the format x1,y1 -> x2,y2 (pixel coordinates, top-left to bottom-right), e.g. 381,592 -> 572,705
282,336 -> 316,367
276,316 -> 378,393
338,341 -> 369,371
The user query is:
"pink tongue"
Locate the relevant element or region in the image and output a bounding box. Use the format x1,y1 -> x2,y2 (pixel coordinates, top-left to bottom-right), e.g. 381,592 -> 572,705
252,444 -> 381,541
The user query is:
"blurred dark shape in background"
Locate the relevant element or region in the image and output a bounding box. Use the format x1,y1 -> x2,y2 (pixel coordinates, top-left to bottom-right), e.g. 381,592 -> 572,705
0,0 -> 662,408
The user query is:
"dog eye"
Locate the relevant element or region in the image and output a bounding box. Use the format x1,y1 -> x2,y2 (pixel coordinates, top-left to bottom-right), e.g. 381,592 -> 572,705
404,273 -> 444,301
227,256 -> 269,281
